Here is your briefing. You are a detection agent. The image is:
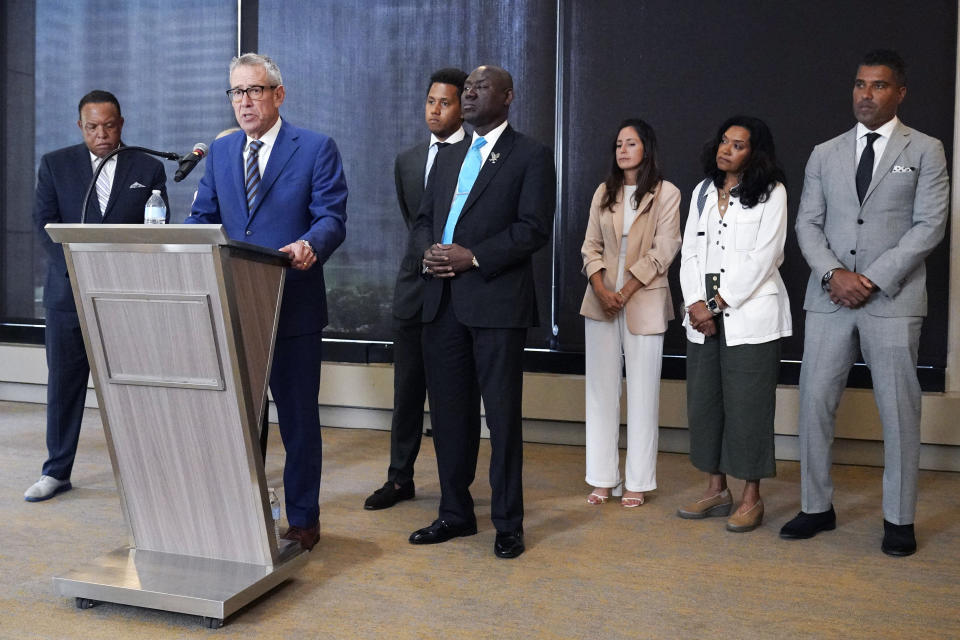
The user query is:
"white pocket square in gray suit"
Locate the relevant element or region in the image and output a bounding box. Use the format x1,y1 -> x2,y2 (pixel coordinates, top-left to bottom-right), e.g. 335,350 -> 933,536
129,181 -> 147,188
891,165 -> 915,173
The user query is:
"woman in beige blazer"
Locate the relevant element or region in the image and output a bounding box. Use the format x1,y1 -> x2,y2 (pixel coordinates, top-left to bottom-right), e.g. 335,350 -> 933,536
580,118 -> 681,507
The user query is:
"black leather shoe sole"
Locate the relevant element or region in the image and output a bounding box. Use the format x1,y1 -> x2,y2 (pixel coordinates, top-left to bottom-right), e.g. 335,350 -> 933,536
409,521 -> 477,545
779,521 -> 836,539
881,541 -> 917,557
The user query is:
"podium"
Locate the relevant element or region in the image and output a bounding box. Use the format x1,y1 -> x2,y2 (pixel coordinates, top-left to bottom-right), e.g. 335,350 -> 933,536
45,224 -> 307,628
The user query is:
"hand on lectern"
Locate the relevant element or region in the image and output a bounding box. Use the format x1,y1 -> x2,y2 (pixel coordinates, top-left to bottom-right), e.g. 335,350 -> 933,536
280,239 -> 316,271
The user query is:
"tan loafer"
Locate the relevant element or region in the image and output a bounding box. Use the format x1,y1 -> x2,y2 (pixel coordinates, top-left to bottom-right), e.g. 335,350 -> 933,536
677,488 -> 733,519
726,500 -> 764,532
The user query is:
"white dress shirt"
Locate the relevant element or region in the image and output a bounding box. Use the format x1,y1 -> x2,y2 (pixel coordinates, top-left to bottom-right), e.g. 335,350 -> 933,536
89,151 -> 117,187
471,119 -> 509,164
244,116 -> 283,175
855,115 -> 899,175
425,126 -> 466,186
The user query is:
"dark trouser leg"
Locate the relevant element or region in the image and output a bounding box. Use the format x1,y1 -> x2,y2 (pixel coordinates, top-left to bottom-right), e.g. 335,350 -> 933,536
472,325 -> 527,533
422,287 -> 480,528
686,335 -> 723,474
717,336 -> 780,480
269,332 -> 324,528
42,309 -> 90,480
387,314 -> 427,486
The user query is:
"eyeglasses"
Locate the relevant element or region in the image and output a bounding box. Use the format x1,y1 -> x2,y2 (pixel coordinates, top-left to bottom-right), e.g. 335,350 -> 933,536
226,85 -> 278,102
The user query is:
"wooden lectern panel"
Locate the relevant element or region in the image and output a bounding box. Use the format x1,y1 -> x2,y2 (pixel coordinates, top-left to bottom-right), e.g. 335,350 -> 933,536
70,247 -> 278,565
92,293 -> 224,390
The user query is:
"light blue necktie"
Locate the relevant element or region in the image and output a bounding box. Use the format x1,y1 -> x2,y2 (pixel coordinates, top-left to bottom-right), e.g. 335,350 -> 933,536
441,136 -> 487,244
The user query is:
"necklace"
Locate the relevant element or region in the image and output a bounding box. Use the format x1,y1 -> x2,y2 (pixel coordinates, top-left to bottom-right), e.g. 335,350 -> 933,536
717,181 -> 739,218
717,189 -> 730,217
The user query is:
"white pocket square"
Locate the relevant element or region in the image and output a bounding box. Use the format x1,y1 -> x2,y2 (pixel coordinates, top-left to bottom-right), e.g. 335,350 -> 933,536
891,165 -> 915,173
129,181 -> 146,188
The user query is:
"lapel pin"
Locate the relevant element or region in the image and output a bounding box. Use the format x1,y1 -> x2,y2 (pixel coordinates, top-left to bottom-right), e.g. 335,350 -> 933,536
488,152 -> 500,164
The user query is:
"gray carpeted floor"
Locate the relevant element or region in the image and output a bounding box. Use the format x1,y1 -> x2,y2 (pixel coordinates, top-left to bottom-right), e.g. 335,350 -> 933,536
2,400 -> 959,639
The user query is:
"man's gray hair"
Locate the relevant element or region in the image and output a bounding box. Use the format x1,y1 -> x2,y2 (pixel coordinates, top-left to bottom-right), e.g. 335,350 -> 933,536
230,53 -> 283,86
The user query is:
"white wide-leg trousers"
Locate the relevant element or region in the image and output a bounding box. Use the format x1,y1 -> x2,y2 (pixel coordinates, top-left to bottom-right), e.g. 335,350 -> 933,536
584,314 -> 663,493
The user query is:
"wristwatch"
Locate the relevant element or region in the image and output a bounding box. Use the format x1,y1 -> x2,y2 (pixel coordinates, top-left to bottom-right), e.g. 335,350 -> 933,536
706,297 -> 722,315
297,238 -> 315,256
821,268 -> 838,292
471,255 -> 480,269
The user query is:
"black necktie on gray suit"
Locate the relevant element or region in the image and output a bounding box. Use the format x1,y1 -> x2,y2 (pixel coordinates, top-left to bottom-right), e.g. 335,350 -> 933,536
856,132 -> 881,204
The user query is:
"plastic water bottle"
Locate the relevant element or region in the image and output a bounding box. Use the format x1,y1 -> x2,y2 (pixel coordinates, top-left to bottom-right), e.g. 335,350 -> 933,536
268,488 -> 281,544
144,189 -> 166,224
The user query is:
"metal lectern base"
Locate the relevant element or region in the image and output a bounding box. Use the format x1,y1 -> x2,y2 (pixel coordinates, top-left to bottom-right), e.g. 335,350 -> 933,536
54,544 -> 308,628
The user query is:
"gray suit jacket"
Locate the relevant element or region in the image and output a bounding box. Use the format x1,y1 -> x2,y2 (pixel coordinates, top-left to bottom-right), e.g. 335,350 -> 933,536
392,142 -> 429,320
795,121 -> 949,317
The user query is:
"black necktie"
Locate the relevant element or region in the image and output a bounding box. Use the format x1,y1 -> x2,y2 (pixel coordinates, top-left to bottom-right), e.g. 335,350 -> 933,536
856,132 -> 880,204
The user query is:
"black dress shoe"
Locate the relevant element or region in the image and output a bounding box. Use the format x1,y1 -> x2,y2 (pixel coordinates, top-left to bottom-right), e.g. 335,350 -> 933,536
779,506 -> 837,539
881,520 -> 917,557
409,519 -> 477,545
494,529 -> 525,558
364,481 -> 415,510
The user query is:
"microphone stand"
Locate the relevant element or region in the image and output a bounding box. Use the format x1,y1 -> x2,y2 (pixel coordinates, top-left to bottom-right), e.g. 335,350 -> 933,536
80,146 -> 182,223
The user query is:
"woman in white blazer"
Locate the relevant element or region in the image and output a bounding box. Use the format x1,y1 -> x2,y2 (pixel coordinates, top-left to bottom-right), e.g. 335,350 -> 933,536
677,116 -> 791,532
580,118 -> 681,507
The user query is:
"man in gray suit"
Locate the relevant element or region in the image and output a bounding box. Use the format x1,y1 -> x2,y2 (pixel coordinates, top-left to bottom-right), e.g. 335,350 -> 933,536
364,67 -> 468,510
782,50 -> 949,556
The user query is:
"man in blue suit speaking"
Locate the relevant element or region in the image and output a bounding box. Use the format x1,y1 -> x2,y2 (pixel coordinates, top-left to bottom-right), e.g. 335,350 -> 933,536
187,53 -> 348,551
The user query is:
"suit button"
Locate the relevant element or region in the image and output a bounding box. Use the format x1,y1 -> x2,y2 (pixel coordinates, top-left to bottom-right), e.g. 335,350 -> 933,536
857,219 -> 864,224
724,313 -> 730,317
850,249 -> 856,255
246,230 -> 253,236
720,268 -> 725,273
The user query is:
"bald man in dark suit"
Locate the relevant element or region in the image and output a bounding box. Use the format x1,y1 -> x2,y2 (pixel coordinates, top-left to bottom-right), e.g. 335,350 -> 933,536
407,65 -> 556,558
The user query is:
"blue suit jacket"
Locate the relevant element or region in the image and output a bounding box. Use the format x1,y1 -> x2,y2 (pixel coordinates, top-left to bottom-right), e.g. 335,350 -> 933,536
188,120 -> 348,337
34,143 -> 168,311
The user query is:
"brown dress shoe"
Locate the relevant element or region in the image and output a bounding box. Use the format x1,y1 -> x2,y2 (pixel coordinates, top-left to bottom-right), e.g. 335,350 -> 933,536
282,523 -> 320,551
726,500 -> 764,533
677,488 -> 733,519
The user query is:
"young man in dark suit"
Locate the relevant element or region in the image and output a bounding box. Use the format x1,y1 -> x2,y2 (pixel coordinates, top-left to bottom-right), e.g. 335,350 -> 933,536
408,65 -> 556,558
187,54 -> 347,551
364,67 -> 468,511
26,90 -> 168,502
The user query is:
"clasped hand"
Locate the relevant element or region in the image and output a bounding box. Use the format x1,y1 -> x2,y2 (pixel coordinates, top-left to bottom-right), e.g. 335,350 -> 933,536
688,301 -> 717,337
828,269 -> 876,308
422,243 -> 474,278
594,286 -> 624,318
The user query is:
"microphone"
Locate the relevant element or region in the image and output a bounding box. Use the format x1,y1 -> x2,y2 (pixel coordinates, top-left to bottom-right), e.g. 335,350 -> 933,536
173,143 -> 209,182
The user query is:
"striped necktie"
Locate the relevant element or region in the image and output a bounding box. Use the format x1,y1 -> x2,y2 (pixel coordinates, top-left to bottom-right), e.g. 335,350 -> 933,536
441,137 -> 486,244
245,139 -> 264,210
94,158 -> 111,216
